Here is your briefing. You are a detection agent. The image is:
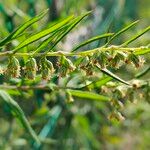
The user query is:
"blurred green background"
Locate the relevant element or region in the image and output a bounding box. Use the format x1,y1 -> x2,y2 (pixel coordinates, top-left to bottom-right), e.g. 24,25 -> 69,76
0,0 -> 150,150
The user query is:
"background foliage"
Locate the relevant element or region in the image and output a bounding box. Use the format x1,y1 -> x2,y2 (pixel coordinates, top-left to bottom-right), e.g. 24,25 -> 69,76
0,0 -> 150,150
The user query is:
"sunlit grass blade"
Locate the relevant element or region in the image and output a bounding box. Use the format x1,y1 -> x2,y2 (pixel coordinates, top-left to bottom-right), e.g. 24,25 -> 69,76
81,76 -> 112,90
0,9 -> 48,47
97,66 -> 131,85
0,90 -> 40,145
13,15 -> 74,52
49,11 -> 92,52
72,33 -> 114,52
121,25 -> 150,46
69,89 -> 110,101
105,20 -> 139,46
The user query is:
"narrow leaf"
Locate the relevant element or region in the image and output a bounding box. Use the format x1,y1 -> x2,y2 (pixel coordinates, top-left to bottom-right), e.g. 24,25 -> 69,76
135,66 -> 150,78
49,11 -> 92,52
81,76 -> 112,89
0,90 -> 40,145
73,33 -> 114,52
13,15 -> 74,52
121,25 -> 150,46
105,20 -> 139,46
69,89 -> 110,101
0,9 -> 48,47
97,66 -> 131,85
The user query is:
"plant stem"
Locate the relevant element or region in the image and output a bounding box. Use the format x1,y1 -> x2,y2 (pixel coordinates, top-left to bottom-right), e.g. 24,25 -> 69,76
0,84 -> 77,90
0,46 -> 149,58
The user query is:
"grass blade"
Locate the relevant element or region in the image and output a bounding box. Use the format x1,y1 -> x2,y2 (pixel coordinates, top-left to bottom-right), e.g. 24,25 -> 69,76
72,33 -> 114,52
105,20 -> 139,46
0,9 -> 48,47
121,25 -> 150,46
13,15 -> 74,52
69,89 -> 110,101
0,90 -> 40,145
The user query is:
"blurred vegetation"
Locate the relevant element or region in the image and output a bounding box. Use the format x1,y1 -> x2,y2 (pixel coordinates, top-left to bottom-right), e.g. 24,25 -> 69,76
0,0 -> 150,150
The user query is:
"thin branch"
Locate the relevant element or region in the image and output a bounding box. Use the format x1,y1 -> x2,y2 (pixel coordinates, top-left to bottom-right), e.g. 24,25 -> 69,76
0,46 -> 149,58
0,84 -> 77,91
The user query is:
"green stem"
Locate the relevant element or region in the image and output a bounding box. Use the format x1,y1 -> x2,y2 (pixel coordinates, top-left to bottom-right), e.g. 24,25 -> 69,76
0,46 -> 149,58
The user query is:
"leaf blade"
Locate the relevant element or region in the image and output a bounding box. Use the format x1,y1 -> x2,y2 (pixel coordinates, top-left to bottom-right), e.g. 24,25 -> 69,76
121,25 -> 150,46
73,33 -> 114,52
13,15 -> 74,52
97,66 -> 131,86
49,11 -> 92,52
0,90 -> 40,145
0,9 -> 48,47
69,89 -> 110,101
105,20 -> 139,46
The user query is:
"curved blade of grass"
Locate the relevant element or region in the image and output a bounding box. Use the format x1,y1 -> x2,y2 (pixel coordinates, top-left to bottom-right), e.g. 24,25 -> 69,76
105,20 -> 139,46
13,15 -> 74,52
121,25 -> 150,46
81,76 -> 112,90
49,11 -> 92,52
72,33 -> 114,52
0,9 -> 48,47
96,66 -> 131,85
0,90 -> 40,145
69,89 -> 110,101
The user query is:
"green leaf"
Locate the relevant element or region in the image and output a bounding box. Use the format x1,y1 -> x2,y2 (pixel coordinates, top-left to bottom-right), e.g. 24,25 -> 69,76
135,66 -> 150,78
68,89 -> 110,101
121,25 -> 150,46
0,9 -> 48,47
0,90 -> 40,145
73,33 -> 114,52
81,76 -> 112,90
97,67 -> 131,85
49,11 -> 92,52
105,20 -> 139,46
33,31 -> 59,54
13,15 -> 74,52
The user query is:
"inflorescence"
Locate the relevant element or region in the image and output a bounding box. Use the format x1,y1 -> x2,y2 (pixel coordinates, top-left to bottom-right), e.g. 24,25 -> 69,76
0,49 -> 145,80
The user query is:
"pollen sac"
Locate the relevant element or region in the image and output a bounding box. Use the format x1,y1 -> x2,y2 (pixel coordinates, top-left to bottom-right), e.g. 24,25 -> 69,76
59,56 -> 75,77
25,58 -> 38,71
41,68 -> 51,80
77,56 -> 90,69
26,70 -> 36,80
108,111 -> 125,121
97,51 -> 109,68
110,99 -> 124,109
66,90 -> 74,103
40,57 -> 55,80
6,56 -> 20,78
109,51 -> 127,68
126,53 -> 144,68
25,58 -> 38,80
46,60 -> 55,73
